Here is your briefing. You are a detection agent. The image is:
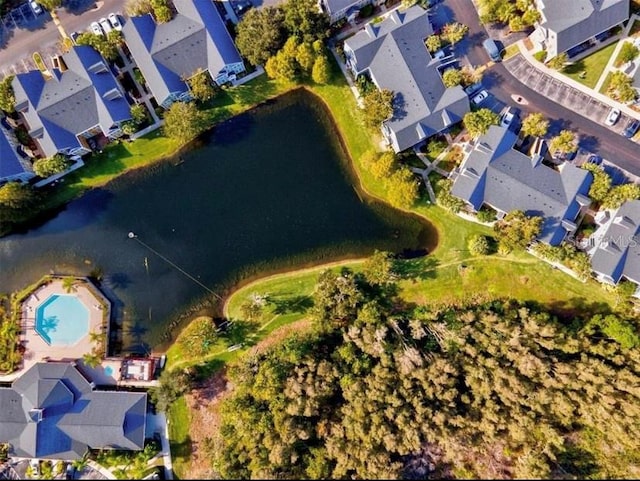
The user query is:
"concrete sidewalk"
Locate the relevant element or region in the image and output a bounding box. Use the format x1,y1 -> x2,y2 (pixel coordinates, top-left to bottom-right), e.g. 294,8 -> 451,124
515,39 -> 640,121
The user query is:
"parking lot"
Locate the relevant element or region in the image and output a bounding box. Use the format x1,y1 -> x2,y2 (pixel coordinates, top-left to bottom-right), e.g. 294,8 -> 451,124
504,54 -> 633,136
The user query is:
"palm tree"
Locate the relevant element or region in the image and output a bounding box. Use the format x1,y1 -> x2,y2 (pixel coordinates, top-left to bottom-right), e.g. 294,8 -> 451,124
89,330 -> 106,345
72,452 -> 89,472
82,352 -> 101,368
62,277 -> 77,293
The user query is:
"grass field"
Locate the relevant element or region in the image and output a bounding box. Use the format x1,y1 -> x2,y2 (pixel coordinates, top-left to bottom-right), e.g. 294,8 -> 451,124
563,41 -> 619,89
168,397 -> 190,480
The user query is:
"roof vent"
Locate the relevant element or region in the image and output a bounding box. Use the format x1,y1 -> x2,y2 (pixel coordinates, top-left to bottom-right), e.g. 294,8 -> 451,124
88,61 -> 108,74
103,88 -> 123,101
614,215 -> 635,229
365,23 -> 376,38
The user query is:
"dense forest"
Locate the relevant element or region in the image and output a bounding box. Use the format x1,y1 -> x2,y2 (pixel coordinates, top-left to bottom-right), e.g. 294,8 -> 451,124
211,264 -> 640,479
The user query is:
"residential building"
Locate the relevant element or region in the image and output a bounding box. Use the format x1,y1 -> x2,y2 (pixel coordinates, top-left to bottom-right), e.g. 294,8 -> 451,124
344,6 -> 470,153
530,0 -> 629,58
0,362 -> 146,460
123,0 -> 245,108
588,199 -> 640,296
0,121 -> 34,184
12,46 -> 131,159
451,125 -> 593,246
319,0 -> 380,24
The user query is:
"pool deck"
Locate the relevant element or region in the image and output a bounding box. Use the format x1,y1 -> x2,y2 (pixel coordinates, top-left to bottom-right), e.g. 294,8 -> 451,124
0,278 -> 109,382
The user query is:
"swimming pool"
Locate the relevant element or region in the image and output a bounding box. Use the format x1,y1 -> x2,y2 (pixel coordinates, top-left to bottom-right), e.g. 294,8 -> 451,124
104,366 -> 114,376
35,294 -> 90,346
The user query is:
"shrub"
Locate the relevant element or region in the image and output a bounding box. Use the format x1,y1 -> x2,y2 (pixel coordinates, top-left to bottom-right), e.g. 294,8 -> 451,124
468,234 -> 491,255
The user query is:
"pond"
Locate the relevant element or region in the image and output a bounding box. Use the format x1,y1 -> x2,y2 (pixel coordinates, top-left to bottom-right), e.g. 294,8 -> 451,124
0,90 -> 436,352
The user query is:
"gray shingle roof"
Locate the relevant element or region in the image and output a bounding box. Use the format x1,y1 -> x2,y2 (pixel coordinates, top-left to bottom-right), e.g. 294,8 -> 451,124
590,200 -> 640,284
322,0 -> 362,16
451,126 -> 593,245
538,0 -> 629,53
344,6 -> 469,152
123,0 -> 243,106
12,46 -> 131,158
0,362 -> 146,460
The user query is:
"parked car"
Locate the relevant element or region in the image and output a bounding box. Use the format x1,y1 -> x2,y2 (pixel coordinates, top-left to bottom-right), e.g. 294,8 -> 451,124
587,154 -> 603,165
29,0 -> 43,15
471,90 -> 489,106
99,17 -> 113,34
464,81 -> 483,97
622,118 -> 640,138
500,108 -> 516,128
483,38 -> 501,62
108,12 -> 122,31
604,107 -> 621,126
90,21 -> 103,36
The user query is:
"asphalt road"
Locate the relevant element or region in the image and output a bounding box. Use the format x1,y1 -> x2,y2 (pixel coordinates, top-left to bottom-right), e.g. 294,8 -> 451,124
440,0 -> 640,177
0,0 -> 126,76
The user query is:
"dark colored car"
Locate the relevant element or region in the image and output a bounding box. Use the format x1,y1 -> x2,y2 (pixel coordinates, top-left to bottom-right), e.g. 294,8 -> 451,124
622,119 -> 640,138
587,154 -> 603,166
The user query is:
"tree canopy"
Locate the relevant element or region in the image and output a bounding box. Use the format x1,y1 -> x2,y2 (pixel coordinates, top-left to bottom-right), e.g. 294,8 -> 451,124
442,68 -> 463,88
33,154 -> 72,178
549,130 -> 577,155
213,269 -> 640,479
75,31 -> 123,61
235,7 -> 287,66
162,101 -> 205,142
362,89 -> 394,128
520,112 -> 549,138
386,167 -> 419,209
0,75 -> 15,113
606,71 -> 637,103
187,69 -> 217,102
463,108 -> 500,138
493,209 -> 542,252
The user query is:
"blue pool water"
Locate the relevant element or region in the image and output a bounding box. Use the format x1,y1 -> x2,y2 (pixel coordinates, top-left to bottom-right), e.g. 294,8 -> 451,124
104,366 -> 114,376
35,294 -> 90,345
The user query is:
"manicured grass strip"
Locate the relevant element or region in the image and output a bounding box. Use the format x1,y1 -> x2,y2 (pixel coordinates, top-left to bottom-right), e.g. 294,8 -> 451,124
599,71 -> 614,94
563,41 -> 618,89
503,44 -> 519,60
168,397 -> 190,481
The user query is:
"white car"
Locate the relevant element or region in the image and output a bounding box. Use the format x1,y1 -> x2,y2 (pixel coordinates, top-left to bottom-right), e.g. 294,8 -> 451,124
471,89 -> 489,106
500,108 -> 515,128
99,17 -> 113,34
108,12 -> 123,31
90,21 -> 103,36
29,0 -> 43,14
604,107 -> 621,127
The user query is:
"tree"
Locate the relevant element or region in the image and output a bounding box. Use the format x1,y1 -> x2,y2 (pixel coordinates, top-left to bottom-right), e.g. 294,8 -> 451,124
125,0 -> 153,16
386,167 -> 419,209
265,37 -> 299,82
442,68 -> 463,88
460,65 -> 483,86
508,15 -> 526,32
82,352 -> 101,368
522,8 -> 540,26
296,42 -> 317,73
187,69 -> 216,102
149,368 -> 193,412
163,101 -> 205,142
363,250 -> 397,285
582,163 -> 611,203
547,52 -> 568,70
236,7 -> 286,66
0,182 -> 37,210
494,210 -> 542,252
362,89 -> 394,127
38,0 -> 61,10
0,75 -> 15,113
130,104 -> 147,126
607,71 -> 637,103
463,109 -> 500,138
33,154 -> 72,178
62,277 -> 77,293
468,234 -> 491,255
601,183 -> 640,210
75,32 -> 120,61
521,112 -> 549,138
177,317 -> 217,356
441,22 -> 469,46
369,152 -> 396,179
282,0 -> 328,41
425,35 -> 441,53
549,130 -> 578,155
312,269 -> 364,328
436,178 -> 465,212
616,41 -> 639,67
311,55 -> 331,84
151,0 -> 172,23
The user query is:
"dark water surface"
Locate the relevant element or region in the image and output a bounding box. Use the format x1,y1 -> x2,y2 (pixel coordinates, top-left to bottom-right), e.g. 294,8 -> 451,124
0,91 -> 435,351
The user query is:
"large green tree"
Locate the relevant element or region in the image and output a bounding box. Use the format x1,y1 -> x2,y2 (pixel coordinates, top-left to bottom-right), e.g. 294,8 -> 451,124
362,89 -> 394,127
441,22 -> 469,45
282,0 -> 328,41
33,154 -> 72,178
124,0 -> 152,16
582,163 -> 611,203
162,101 -> 205,142
187,69 -> 217,102
311,55 -> 331,84
463,108 -> 500,138
442,68 -> 463,88
386,167 -> 419,209
494,210 -> 542,252
521,112 -> 549,138
235,7 -> 286,66
75,31 -> 122,61
601,183 -> 640,210
265,37 -> 300,82
549,129 -> 578,155
607,71 -> 637,103
0,75 -> 15,113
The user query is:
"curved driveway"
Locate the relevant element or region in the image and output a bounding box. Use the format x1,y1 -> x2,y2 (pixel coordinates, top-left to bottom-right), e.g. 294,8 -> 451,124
442,0 -> 640,176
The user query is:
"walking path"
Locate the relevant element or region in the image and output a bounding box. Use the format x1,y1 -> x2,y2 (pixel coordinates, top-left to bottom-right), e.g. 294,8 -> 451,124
87,460 -> 117,480
593,14 -> 640,92
117,46 -> 161,124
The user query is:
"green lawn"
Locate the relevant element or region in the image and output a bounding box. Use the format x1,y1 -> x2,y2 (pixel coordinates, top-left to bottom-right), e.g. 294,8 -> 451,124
168,397 -> 190,480
563,41 -> 619,89
503,44 -> 519,61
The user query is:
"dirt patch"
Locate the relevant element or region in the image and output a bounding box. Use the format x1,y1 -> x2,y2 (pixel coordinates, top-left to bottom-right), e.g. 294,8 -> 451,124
184,369 -> 229,479
181,318 -> 313,478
